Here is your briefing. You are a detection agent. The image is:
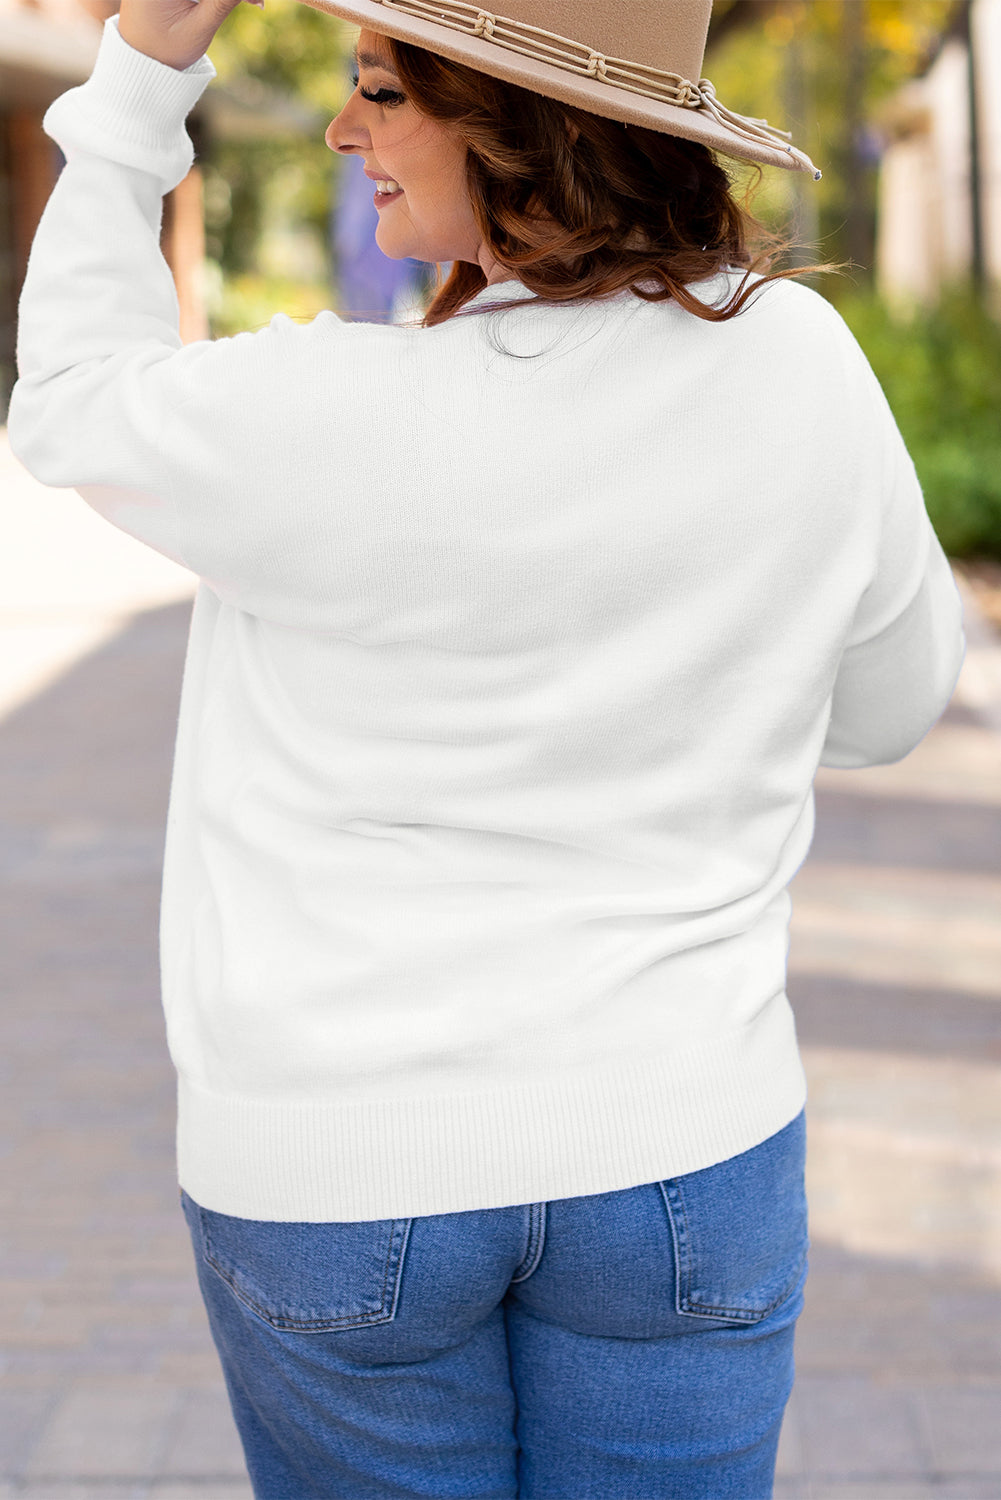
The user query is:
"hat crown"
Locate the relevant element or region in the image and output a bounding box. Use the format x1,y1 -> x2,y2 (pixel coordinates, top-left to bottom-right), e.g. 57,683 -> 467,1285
460,0 -> 711,85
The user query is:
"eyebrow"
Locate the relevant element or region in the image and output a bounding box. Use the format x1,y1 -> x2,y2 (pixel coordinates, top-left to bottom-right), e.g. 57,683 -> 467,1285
351,47 -> 400,76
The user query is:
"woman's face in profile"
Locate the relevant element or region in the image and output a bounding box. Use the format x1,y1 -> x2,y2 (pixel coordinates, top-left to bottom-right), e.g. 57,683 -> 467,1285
326,29 -> 506,281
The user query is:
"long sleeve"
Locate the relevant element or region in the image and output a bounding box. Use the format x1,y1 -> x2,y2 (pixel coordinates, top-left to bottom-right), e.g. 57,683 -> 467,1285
8,16 -> 217,567
820,527 -> 965,768
818,345 -> 965,768
7,13 -> 430,619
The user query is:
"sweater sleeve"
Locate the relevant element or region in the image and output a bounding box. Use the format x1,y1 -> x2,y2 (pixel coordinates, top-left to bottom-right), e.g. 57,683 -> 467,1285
7,16 -> 220,568
818,346 -> 966,768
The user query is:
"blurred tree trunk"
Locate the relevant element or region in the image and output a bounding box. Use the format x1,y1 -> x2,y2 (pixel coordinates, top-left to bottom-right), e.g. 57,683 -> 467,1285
709,0 -> 786,46
841,0 -> 874,277
783,6 -> 818,265
961,0 -> 985,297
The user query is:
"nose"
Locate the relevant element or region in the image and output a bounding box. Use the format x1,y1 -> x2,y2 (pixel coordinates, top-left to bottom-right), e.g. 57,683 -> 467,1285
326,94 -> 370,154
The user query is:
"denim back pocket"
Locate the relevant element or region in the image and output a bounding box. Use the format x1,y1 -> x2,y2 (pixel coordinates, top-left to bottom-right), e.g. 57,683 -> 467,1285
658,1111 -> 808,1326
189,1195 -> 412,1333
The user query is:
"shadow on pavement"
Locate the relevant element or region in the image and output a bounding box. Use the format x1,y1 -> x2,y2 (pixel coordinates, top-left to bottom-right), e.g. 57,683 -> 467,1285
792,972 -> 1001,1063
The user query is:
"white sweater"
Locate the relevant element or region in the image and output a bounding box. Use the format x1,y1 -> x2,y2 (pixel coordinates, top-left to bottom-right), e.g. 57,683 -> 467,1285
10,17 -> 965,1222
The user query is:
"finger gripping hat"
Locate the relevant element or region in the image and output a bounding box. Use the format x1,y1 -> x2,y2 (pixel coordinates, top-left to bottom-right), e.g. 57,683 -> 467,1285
296,0 -> 822,178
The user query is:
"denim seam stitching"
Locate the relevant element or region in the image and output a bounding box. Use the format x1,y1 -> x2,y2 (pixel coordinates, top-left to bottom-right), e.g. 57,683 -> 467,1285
198,1210 -> 410,1332
676,1243 -> 810,1323
386,1218 -> 413,1317
511,1201 -> 547,1283
659,1180 -> 805,1324
677,1243 -> 808,1322
659,1179 -> 692,1316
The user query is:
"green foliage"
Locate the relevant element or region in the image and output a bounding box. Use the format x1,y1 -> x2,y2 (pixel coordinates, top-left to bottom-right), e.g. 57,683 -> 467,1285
202,0 -> 352,291
206,269 -> 333,338
202,141 -> 332,283
833,288 -> 1001,558
704,0 -> 957,271
209,0 -> 351,113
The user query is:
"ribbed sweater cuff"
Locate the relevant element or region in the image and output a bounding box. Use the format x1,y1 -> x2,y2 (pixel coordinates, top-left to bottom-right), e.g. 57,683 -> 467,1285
42,15 -> 216,194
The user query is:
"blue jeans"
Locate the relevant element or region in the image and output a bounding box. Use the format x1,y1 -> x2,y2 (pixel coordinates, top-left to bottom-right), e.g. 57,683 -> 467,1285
181,1109 -> 807,1500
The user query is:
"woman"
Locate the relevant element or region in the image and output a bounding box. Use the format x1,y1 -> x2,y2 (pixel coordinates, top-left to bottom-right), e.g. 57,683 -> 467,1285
9,0 -> 965,1496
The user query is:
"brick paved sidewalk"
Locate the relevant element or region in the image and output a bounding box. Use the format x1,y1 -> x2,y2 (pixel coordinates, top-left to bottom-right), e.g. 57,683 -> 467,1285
2,430 -> 1000,1499
778,571 -> 1001,1499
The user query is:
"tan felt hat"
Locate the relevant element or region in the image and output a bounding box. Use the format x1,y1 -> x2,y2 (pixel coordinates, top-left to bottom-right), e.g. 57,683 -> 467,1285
295,0 -> 821,178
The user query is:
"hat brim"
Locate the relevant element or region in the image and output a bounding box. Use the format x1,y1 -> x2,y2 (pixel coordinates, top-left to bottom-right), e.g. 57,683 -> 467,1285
296,0 -> 819,175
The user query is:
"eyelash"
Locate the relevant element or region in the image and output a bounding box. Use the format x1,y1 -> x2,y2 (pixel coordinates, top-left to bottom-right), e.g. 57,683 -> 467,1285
350,72 -> 406,107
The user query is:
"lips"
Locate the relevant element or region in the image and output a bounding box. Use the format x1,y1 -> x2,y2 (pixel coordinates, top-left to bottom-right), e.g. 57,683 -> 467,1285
364,168 -> 403,205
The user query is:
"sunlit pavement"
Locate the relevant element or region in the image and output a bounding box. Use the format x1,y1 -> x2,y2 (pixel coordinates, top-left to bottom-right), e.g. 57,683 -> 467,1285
1,425 -> 1000,1499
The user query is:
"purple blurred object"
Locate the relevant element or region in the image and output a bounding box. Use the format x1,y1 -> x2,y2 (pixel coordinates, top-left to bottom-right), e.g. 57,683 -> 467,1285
331,151 -> 431,322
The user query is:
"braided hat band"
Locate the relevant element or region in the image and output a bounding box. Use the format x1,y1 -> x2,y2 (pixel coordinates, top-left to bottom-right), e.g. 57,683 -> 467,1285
378,0 -> 820,176
298,0 -> 822,178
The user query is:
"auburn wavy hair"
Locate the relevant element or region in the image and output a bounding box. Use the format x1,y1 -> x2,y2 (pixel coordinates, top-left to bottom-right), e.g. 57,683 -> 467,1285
381,34 -> 823,328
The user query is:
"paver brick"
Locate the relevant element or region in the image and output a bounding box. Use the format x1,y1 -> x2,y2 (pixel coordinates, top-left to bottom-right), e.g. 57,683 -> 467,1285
0,1385 -> 60,1478
916,1383 -> 1001,1472
775,1399 -> 805,1478
158,1388 -> 249,1478
150,1486 -> 254,1500
777,1483 -> 1001,1499
789,1374 -> 933,1478
7,1487 -> 153,1499
21,1379 -> 181,1481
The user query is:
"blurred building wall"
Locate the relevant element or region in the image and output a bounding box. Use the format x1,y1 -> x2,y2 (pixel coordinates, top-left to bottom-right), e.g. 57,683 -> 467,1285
876,0 -> 1001,307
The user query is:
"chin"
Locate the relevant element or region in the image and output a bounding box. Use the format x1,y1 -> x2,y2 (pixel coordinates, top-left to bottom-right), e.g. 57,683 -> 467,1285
375,221 -> 451,265
374,233 -> 411,261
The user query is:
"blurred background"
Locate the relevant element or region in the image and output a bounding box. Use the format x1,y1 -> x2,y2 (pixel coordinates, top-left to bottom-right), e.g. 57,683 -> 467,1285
1,2 -> 1000,1496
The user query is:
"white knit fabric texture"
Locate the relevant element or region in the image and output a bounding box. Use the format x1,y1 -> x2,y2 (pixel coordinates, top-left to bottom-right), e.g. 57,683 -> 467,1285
9,17 -> 965,1220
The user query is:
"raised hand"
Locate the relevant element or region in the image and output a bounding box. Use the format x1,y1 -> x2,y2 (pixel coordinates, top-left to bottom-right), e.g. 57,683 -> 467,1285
117,0 -> 262,73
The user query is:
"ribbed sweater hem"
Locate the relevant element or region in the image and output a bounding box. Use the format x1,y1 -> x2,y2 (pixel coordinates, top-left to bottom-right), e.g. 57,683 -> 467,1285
175,992 -> 806,1221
